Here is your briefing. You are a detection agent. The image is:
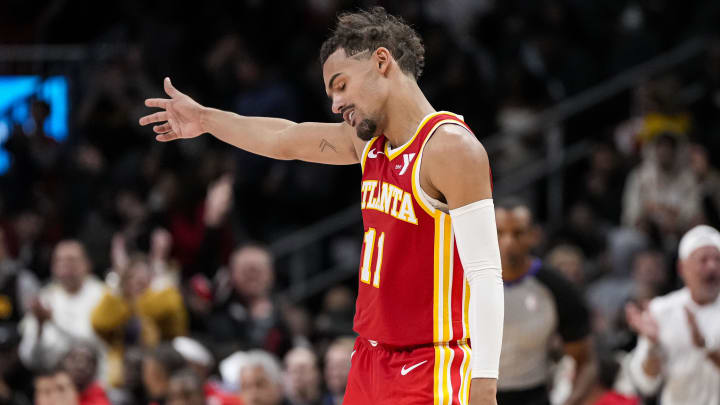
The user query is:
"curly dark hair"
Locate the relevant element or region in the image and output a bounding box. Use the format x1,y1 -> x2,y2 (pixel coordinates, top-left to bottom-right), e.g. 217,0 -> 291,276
320,7 -> 425,80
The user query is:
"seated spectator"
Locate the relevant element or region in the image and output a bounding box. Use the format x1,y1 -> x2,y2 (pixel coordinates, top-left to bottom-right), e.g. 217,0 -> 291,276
149,228 -> 181,290
586,354 -> 639,405
0,322 -> 32,405
92,254 -> 187,386
546,244 -> 586,288
210,244 -> 290,356
321,337 -> 354,405
282,306 -> 313,349
625,225 -> 720,404
236,350 -> 285,405
34,369 -> 79,405
588,249 -> 668,341
0,228 -> 40,328
106,347 -> 146,405
314,286 -> 354,340
143,343 -> 188,405
621,133 -> 701,246
283,347 -> 321,405
690,144 -> 720,228
166,369 -> 208,405
59,346 -> 110,405
173,336 -> 242,405
18,240 -> 106,379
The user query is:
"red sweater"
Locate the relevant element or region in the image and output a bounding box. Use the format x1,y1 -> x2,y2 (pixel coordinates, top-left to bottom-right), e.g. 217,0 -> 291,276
79,383 -> 111,405
592,392 -> 639,405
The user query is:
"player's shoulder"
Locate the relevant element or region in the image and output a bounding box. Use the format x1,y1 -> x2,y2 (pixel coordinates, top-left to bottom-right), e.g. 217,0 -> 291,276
424,123 -> 488,170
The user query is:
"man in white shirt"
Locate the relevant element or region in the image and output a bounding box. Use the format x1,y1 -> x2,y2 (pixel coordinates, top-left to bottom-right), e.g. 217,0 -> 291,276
625,225 -> 720,405
18,240 -> 106,376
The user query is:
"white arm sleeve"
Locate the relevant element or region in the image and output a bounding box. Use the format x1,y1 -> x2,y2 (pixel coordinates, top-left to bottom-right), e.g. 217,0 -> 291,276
450,199 -> 504,379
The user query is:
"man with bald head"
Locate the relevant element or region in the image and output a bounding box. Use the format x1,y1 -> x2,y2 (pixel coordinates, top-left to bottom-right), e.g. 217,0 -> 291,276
494,202 -> 595,405
626,225 -> 720,405
19,240 -> 106,379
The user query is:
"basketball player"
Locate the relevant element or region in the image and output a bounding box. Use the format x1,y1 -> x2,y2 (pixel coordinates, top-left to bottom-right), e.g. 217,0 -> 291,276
140,8 -> 503,405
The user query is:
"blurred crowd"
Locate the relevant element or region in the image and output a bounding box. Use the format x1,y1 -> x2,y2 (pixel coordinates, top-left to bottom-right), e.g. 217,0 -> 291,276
1,0 -> 720,405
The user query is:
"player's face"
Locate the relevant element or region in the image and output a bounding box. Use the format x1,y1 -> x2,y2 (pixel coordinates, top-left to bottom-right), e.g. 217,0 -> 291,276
680,245 -> 720,304
323,48 -> 387,141
495,207 -> 536,269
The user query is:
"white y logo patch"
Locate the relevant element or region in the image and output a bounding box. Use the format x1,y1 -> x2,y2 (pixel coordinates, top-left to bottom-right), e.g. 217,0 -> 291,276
398,153 -> 416,175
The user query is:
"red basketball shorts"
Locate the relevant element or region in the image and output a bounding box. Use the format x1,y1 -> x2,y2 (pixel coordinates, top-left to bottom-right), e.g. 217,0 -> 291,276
343,337 -> 472,405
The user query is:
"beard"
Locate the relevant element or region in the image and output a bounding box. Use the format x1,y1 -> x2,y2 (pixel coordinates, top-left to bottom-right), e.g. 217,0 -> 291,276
356,118 -> 378,141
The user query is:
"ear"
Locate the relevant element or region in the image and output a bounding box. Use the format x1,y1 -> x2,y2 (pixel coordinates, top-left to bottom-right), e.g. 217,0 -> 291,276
677,260 -> 685,282
373,47 -> 392,75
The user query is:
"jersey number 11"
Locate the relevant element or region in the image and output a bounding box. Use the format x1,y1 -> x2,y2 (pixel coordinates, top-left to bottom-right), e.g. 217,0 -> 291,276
360,228 -> 385,288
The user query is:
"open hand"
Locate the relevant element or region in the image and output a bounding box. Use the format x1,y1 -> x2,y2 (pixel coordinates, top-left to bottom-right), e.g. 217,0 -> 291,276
139,77 -> 207,142
30,297 -> 52,324
204,174 -> 234,227
625,301 -> 660,344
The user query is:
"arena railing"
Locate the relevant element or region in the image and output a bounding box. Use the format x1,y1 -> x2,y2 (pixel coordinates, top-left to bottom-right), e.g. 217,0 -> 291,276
274,36 -> 709,302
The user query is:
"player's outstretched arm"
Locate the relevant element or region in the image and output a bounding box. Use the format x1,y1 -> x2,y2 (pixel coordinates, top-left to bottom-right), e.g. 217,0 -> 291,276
139,78 -> 362,165
423,126 -> 503,405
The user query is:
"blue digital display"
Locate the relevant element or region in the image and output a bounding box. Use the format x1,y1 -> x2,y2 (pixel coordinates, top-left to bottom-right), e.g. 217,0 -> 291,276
0,76 -> 69,174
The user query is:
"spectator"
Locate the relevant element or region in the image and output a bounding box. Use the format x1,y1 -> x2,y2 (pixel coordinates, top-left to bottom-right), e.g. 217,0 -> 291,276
314,286 -> 354,340
321,337 -> 354,405
106,347 -> 146,405
34,369 -> 80,405
149,228 -> 181,290
172,336 -> 242,405
690,144 -> 720,229
545,244 -> 586,287
585,354 -> 639,405
183,175 -> 236,333
282,306 -> 313,349
283,347 -> 321,405
142,344 -> 187,405
210,244 -> 290,357
33,370 -> 59,405
0,228 -> 40,327
92,253 -> 187,386
166,369 -> 208,405
621,133 -> 701,247
237,350 -> 285,405
495,202 -> 595,405
625,225 -> 720,404
588,249 -> 668,342
59,346 -> 110,405
0,324 -> 31,405
18,240 -> 106,378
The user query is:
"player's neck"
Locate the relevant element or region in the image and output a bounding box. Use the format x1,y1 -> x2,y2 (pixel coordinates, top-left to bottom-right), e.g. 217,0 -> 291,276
383,78 -> 435,149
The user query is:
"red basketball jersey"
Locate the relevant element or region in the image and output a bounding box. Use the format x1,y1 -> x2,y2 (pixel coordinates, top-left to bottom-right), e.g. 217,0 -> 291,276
354,111 -> 473,347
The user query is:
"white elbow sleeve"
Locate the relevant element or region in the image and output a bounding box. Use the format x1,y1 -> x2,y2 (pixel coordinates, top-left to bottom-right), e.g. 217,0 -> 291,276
450,199 -> 504,379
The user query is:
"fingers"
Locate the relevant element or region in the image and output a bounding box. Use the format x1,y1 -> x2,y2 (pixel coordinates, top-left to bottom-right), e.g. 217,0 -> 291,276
153,123 -> 172,133
144,98 -> 170,109
156,131 -> 178,142
139,111 -> 169,126
164,77 -> 183,97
